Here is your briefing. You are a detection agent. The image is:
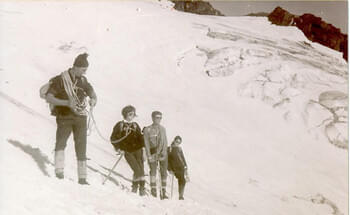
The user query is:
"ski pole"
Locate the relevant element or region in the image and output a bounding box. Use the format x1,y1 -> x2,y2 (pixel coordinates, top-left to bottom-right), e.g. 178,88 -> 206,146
170,173 -> 174,199
102,152 -> 124,185
158,164 -> 162,199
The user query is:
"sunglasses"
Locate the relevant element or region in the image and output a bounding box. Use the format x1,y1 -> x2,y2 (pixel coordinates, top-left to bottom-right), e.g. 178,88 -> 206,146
127,112 -> 135,117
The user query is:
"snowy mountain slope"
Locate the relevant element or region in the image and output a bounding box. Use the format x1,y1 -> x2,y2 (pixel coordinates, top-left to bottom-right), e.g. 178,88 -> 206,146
0,1 -> 348,215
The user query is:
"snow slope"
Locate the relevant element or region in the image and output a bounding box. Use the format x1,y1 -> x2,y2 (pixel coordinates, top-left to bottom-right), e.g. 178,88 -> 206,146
0,1 -> 348,215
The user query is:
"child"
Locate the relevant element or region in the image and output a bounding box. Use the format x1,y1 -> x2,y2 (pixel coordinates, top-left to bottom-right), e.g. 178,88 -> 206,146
167,136 -> 189,200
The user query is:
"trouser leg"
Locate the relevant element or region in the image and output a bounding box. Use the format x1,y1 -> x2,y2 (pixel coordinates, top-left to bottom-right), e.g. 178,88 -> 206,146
159,159 -> 168,199
133,149 -> 146,195
149,161 -> 157,197
125,151 -> 141,193
159,159 -> 168,189
73,116 -> 87,161
176,171 -> 186,199
55,118 -> 73,176
125,150 -> 145,181
72,116 -> 87,180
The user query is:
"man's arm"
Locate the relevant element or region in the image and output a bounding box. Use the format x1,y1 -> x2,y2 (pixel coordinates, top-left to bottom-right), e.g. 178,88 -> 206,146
46,93 -> 69,106
167,147 -> 174,172
143,127 -> 152,158
82,77 -> 97,107
160,126 -> 168,159
45,76 -> 75,109
179,148 -> 188,169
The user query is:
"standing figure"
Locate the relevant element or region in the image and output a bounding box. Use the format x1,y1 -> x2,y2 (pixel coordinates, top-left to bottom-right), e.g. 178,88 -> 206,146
143,111 -> 169,199
46,53 -> 97,185
110,105 -> 146,196
168,136 -> 188,200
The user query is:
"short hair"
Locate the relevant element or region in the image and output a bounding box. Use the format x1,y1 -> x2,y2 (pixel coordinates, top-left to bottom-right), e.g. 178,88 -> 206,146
121,105 -> 136,118
174,136 -> 182,142
151,111 -> 162,118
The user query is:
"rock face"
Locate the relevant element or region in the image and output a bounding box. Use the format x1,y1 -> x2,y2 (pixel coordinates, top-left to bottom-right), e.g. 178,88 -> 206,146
268,7 -> 348,61
246,12 -> 269,17
172,0 -> 224,16
268,6 -> 295,26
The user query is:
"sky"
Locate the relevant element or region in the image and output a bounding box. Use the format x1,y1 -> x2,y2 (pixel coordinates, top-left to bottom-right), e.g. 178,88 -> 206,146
210,1 -> 348,33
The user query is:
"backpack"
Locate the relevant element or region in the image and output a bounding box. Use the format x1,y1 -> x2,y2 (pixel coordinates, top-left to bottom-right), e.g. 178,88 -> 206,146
39,82 -> 55,113
39,82 -> 50,99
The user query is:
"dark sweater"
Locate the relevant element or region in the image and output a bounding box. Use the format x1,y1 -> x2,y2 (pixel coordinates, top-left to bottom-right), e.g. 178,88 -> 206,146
168,144 -> 187,173
110,121 -> 144,153
47,70 -> 95,116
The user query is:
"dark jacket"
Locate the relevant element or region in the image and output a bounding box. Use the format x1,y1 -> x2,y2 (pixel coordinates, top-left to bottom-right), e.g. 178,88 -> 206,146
47,70 -> 95,116
168,144 -> 187,173
110,121 -> 144,153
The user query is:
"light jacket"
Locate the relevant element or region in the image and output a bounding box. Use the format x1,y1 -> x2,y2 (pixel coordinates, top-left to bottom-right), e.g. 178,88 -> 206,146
143,124 -> 168,161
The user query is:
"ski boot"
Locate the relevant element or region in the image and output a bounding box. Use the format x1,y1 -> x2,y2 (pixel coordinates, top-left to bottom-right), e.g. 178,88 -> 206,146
160,189 -> 168,200
55,172 -> 64,179
139,180 -> 146,196
78,178 -> 90,185
131,181 -> 139,193
151,188 -> 157,198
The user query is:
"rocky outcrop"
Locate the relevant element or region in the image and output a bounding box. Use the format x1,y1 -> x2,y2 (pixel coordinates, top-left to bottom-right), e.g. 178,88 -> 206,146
246,12 -> 269,17
172,0 -> 224,16
268,7 -> 295,26
268,7 -> 348,61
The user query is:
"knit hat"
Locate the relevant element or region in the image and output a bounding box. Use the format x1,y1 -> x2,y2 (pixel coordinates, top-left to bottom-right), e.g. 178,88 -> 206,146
122,105 -> 136,118
73,53 -> 89,67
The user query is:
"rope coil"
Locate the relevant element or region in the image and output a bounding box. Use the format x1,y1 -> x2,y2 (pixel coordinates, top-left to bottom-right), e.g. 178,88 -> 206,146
61,71 -> 88,116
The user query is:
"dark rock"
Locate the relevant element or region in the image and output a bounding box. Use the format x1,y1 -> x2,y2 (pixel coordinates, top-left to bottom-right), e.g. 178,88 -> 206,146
172,0 -> 224,16
294,13 -> 347,61
268,7 -> 348,61
268,7 -> 296,26
246,12 -> 269,17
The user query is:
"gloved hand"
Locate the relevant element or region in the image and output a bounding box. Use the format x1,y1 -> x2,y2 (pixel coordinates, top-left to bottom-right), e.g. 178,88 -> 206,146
89,98 -> 97,107
148,154 -> 156,163
184,169 -> 190,182
115,149 -> 122,155
67,99 -> 77,111
68,99 -> 83,115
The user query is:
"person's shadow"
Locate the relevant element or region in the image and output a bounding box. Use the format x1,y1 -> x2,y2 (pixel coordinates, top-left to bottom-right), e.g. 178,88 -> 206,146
8,139 -> 53,177
7,139 -> 132,188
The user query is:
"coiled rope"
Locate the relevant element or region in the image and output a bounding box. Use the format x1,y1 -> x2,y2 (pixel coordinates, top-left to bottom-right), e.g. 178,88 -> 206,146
61,70 -> 88,116
62,71 -> 126,145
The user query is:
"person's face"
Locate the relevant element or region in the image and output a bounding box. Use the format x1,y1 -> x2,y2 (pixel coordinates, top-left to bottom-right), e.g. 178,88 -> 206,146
152,114 -> 162,125
174,138 -> 182,145
73,66 -> 88,77
125,111 -> 135,122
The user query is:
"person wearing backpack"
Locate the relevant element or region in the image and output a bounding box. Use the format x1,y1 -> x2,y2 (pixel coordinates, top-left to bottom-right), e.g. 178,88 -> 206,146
45,53 -> 97,185
168,136 -> 188,200
143,111 -> 169,199
110,105 -> 146,196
